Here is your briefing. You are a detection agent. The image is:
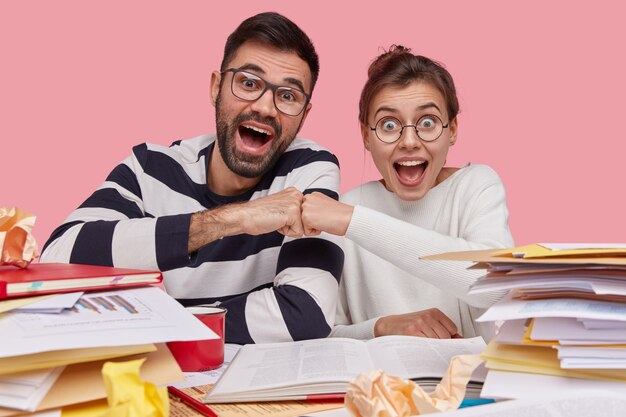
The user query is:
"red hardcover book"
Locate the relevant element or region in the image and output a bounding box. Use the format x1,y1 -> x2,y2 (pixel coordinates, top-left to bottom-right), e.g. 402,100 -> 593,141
0,263 -> 162,299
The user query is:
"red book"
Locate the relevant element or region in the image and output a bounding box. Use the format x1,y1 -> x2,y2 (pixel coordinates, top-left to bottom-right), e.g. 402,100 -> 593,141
0,263 -> 162,299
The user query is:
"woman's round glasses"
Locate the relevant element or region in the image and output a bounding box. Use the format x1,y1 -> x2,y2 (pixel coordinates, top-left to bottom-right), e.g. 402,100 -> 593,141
369,114 -> 449,143
222,68 -> 310,116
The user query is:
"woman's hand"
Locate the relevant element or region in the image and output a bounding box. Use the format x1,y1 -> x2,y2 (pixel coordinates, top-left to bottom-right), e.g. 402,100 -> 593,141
374,308 -> 460,338
301,192 -> 354,236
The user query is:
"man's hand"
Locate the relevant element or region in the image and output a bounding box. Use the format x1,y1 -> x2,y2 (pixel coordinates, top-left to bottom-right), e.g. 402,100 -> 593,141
240,187 -> 305,237
374,308 -> 459,338
189,188 -> 305,253
301,192 -> 354,236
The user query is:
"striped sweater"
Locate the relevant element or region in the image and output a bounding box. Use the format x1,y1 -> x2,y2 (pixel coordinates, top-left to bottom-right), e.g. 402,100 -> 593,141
41,134 -> 345,344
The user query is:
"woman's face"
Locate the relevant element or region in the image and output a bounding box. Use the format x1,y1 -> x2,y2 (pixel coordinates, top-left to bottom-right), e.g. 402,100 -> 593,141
361,81 -> 457,201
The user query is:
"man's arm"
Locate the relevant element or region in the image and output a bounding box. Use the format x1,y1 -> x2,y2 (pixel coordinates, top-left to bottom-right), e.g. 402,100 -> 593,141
41,141 -> 310,269
218,143 -> 345,344
40,144 -> 193,271
188,187 -> 306,253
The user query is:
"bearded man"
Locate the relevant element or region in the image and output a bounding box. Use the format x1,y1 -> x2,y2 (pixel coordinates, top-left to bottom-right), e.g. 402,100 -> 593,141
41,12 -> 343,344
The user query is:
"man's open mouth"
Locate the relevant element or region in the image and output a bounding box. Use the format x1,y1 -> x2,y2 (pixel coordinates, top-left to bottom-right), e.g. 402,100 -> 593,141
394,159 -> 428,184
238,124 -> 275,150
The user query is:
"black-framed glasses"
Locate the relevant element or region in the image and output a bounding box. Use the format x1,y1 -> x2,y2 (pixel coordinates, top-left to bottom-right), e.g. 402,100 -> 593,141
369,114 -> 449,143
221,68 -> 311,116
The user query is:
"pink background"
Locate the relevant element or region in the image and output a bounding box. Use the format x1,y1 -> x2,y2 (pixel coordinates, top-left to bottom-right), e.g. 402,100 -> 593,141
2,1 -> 625,249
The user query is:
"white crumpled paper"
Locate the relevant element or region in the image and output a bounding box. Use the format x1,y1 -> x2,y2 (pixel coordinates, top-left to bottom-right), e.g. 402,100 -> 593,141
345,354 -> 484,417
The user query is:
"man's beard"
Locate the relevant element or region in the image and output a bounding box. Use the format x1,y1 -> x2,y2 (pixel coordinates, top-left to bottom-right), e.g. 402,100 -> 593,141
215,93 -> 292,179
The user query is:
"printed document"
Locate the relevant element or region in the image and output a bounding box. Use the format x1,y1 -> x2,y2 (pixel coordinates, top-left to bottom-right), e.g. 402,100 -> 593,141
0,287 -> 217,358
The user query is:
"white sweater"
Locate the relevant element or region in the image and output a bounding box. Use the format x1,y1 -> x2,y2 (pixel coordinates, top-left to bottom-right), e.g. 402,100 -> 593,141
330,164 -> 514,341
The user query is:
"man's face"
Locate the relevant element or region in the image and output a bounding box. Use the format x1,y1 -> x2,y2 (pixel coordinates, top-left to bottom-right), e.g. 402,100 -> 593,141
211,41 -> 312,179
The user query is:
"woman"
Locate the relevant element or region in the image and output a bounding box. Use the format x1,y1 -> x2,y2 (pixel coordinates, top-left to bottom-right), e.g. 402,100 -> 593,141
301,45 -> 514,341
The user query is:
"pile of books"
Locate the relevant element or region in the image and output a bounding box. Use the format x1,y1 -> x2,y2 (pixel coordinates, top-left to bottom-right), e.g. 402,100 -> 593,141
425,243 -> 626,400
0,263 -> 216,415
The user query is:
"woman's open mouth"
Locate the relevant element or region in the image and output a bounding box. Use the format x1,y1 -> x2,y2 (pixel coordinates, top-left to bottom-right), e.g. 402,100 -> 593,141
394,159 -> 427,186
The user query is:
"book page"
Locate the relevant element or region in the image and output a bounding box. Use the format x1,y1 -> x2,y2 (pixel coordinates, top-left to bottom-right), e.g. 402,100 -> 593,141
207,338 -> 374,395
365,336 -> 486,380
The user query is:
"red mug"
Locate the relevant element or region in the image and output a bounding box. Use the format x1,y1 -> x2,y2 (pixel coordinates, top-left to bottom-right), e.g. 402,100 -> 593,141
167,306 -> 227,372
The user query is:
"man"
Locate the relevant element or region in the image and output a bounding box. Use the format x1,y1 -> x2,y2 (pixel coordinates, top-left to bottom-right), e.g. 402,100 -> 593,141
40,12 -> 344,344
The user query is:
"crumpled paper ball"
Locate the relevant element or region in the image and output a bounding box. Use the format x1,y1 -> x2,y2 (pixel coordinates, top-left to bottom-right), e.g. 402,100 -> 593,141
346,370 -> 419,417
0,207 -> 39,268
100,358 -> 169,417
345,355 -> 483,417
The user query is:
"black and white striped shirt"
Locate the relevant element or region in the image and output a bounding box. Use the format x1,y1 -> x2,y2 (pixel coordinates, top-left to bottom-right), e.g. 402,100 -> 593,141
41,134 -> 344,344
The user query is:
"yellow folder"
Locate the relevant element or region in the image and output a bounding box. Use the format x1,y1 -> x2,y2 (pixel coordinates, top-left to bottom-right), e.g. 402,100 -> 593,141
0,344 -> 156,375
495,244 -> 626,259
0,343 -> 182,417
423,247 -> 626,266
481,341 -> 626,382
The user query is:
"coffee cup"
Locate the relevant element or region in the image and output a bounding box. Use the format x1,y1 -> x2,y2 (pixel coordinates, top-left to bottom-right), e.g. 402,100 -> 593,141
167,306 -> 227,371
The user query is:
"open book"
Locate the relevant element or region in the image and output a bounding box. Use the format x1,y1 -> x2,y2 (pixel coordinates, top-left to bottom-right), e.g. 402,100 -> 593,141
204,336 -> 486,403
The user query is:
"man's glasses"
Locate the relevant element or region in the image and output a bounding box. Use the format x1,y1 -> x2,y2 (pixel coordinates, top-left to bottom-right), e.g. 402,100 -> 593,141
222,68 -> 310,116
369,114 -> 449,143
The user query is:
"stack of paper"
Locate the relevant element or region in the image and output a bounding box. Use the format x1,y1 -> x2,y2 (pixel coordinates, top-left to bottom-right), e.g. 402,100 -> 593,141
424,243 -> 626,399
0,264 -> 219,416
0,367 -> 64,412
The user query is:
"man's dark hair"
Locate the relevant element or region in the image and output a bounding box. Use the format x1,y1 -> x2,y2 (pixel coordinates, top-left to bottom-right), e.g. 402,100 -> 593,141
221,12 -> 320,94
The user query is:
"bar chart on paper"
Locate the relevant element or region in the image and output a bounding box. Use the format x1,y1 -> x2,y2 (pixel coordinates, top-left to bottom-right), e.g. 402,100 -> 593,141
0,287 -> 219,358
71,294 -> 140,315
9,290 -> 167,336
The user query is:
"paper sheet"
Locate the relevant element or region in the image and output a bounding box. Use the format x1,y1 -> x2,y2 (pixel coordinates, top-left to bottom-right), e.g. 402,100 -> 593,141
0,367 -> 64,411
14,292 -> 83,313
476,292 -> 626,322
493,319 -> 527,345
555,345 -> 626,359
501,243 -> 626,258
579,318 -> 626,329
0,295 -> 55,314
0,287 -> 217,358
561,358 -> 626,369
0,344 -> 155,375
540,243 -> 626,251
481,370 -> 626,400
172,344 -> 241,389
591,282 -> 626,296
531,317 -> 626,342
